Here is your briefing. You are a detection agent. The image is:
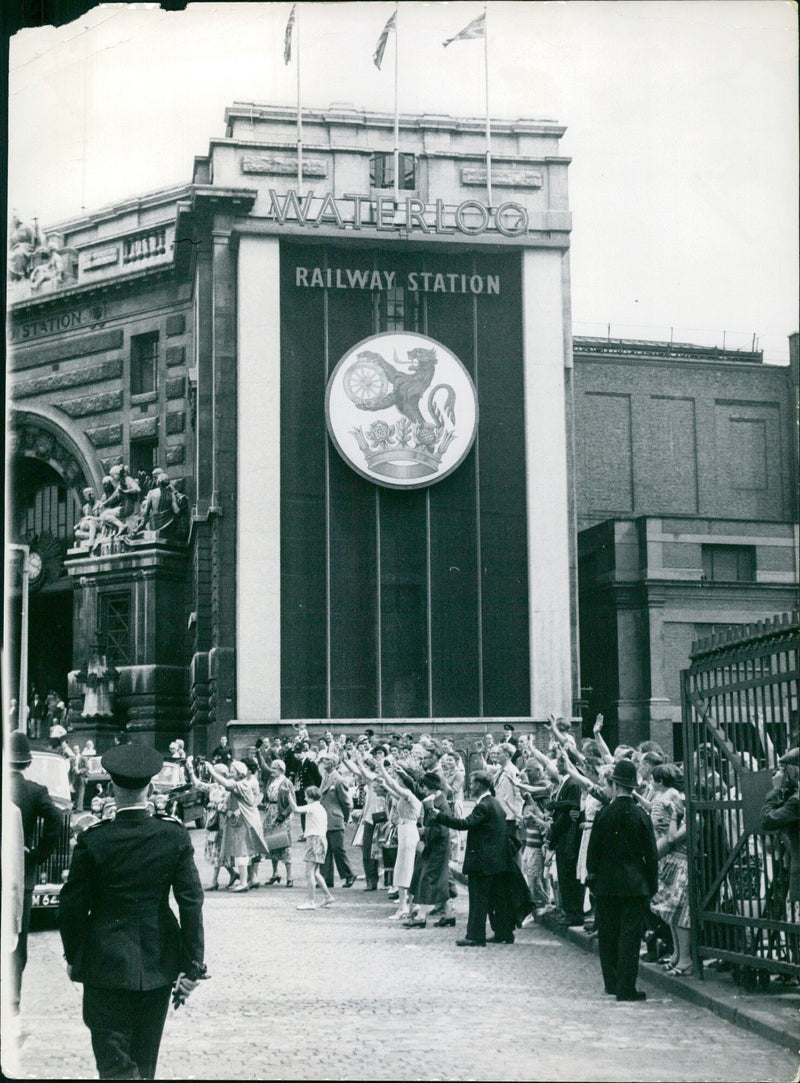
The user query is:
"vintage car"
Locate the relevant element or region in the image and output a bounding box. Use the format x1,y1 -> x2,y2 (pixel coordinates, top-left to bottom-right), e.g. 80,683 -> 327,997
24,750 -> 73,912
150,761 -> 206,828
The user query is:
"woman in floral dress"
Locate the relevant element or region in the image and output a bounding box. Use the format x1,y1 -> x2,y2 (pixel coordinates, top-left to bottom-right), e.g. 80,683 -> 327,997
263,759 -> 294,887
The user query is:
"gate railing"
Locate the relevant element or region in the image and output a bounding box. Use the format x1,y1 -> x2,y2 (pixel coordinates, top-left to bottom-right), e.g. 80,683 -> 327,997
681,611 -> 798,985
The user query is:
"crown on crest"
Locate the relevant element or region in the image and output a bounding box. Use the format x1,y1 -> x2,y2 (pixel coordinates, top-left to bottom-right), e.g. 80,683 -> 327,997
351,417 -> 457,481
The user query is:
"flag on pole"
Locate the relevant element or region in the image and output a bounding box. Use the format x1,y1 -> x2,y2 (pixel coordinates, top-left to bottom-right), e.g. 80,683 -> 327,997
284,4 -> 296,65
442,11 -> 485,47
373,11 -> 396,70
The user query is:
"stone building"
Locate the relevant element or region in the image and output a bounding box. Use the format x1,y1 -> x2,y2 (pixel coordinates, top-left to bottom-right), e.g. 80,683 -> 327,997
6,103 -> 797,753
7,103 -> 576,751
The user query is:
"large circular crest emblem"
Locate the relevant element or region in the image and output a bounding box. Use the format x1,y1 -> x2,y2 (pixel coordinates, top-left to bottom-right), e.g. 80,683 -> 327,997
325,332 -> 479,490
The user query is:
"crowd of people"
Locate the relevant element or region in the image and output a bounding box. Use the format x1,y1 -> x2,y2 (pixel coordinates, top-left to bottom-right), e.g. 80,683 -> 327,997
167,719 -> 710,985
10,706 -> 796,1008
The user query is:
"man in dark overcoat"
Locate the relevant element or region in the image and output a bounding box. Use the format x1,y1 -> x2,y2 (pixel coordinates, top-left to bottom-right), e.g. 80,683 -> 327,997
8,731 -> 64,1015
432,770 -> 515,945
549,755 -> 584,925
586,757 -> 659,1001
59,743 -> 205,1079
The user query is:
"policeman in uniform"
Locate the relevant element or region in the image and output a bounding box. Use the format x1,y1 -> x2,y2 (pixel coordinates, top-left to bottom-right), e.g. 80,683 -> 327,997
59,743 -> 205,1079
585,757 -> 659,1001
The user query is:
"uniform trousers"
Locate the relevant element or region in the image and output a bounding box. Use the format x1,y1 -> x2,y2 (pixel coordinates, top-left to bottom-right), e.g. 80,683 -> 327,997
466,873 -> 515,943
595,895 -> 649,997
83,984 -> 171,1080
322,828 -> 354,887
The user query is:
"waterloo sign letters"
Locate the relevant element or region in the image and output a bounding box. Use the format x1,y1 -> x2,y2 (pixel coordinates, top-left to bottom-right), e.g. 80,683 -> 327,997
269,189 -> 529,238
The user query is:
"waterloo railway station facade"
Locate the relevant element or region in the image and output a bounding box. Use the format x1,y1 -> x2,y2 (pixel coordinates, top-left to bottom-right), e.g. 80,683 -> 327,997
6,104 -> 798,755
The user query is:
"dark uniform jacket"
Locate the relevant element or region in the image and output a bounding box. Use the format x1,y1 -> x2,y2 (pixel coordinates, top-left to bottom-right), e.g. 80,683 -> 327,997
585,795 -> 659,898
436,794 -> 510,876
297,757 -> 322,793
10,770 -> 64,891
59,809 -> 204,991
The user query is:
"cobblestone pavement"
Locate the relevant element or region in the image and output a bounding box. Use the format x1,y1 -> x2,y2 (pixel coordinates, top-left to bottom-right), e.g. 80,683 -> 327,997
6,825 -> 798,1082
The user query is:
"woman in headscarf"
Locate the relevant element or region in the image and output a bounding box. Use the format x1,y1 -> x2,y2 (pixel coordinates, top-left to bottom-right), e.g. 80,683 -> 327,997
263,759 -> 294,886
207,757 -> 269,891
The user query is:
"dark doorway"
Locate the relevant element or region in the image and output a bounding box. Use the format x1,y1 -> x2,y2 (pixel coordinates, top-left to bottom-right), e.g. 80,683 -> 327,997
28,588 -> 73,706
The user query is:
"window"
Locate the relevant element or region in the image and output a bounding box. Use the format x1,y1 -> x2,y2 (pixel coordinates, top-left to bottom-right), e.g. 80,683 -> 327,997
129,437 -> 158,480
98,592 -> 131,664
377,285 -> 419,332
369,152 -> 416,190
131,332 -> 158,395
701,545 -> 756,583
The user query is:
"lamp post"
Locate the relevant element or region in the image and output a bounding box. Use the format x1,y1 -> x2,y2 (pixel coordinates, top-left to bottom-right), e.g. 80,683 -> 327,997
9,543 -> 30,733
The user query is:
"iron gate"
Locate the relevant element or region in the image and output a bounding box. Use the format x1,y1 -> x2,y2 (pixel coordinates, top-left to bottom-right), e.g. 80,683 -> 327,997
681,611 -> 799,986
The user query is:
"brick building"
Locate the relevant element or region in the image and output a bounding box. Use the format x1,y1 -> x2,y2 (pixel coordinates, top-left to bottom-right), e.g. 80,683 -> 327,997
573,335 -> 799,753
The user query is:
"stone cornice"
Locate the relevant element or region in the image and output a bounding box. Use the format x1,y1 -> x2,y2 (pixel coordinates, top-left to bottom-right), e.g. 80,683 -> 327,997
7,265 -> 180,316
224,102 -> 566,138
46,183 -> 193,236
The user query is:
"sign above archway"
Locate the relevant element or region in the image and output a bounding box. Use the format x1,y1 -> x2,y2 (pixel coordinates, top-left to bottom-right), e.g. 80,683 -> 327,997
325,332 -> 478,490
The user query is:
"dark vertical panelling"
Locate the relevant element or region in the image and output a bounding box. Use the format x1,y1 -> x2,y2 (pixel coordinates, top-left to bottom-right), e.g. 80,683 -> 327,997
379,487 -> 429,717
425,253 -> 481,717
326,246 -> 380,718
475,252 -> 529,715
280,242 -> 328,717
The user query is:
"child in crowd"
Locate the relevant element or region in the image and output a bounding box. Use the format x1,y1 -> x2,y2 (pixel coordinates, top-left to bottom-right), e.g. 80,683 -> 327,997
287,785 -> 334,910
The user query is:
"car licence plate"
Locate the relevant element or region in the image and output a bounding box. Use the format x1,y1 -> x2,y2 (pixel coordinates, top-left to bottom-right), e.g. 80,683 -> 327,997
32,892 -> 60,908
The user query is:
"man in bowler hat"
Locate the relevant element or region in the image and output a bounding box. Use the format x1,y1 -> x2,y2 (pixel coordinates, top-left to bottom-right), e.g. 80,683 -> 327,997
586,756 -> 658,1001
59,743 -> 205,1079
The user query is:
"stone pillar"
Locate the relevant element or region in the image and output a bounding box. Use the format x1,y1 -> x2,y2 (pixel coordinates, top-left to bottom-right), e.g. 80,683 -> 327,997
236,235 -> 281,720
521,247 -> 573,719
66,542 -> 190,751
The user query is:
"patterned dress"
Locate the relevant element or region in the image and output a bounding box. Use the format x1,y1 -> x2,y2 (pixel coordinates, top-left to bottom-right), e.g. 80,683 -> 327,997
263,776 -> 293,860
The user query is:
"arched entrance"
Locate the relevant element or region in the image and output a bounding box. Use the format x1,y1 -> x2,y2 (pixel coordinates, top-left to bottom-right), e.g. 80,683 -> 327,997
7,412 -> 96,732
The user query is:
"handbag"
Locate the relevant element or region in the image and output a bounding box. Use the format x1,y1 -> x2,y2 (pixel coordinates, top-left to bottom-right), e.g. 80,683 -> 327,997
264,828 -> 291,853
371,810 -> 388,825
205,809 -> 220,832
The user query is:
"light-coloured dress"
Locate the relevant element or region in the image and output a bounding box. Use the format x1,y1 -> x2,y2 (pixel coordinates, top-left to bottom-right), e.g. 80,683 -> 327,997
576,790 -> 603,884
220,775 -> 268,866
393,791 -> 422,889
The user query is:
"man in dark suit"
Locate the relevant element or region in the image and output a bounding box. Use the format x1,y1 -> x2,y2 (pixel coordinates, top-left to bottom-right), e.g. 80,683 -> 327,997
431,770 -> 515,945
549,756 -> 585,925
8,731 -> 64,1016
586,757 -> 659,1002
60,743 -> 205,1079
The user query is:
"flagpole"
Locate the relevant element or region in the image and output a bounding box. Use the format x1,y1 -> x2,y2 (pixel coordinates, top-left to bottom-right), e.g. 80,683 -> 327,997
296,4 -> 303,191
393,1 -> 399,206
483,5 -> 492,209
